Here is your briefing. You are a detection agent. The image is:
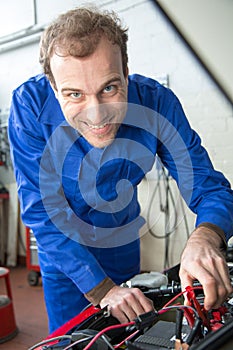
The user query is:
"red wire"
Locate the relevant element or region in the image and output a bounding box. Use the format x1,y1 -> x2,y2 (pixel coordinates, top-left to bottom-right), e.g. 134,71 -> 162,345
162,286 -> 203,308
160,286 -> 205,327
82,321 -> 135,350
114,329 -> 140,349
68,286 -> 205,350
162,290 -> 186,308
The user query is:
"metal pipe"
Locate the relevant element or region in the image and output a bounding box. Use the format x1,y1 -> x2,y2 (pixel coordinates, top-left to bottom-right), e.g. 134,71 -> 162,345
0,31 -> 42,54
0,24 -> 45,46
33,0 -> 38,26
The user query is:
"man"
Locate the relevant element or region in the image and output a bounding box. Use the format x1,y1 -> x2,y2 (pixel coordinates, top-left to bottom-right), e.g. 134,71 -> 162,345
8,6 -> 233,333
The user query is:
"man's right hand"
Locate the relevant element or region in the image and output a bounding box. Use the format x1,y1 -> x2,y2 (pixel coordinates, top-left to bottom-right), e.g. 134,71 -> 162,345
99,285 -> 154,323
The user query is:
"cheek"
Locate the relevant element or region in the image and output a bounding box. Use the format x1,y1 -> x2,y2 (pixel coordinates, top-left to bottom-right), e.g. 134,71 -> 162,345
116,87 -> 127,102
113,100 -> 128,119
61,102 -> 81,122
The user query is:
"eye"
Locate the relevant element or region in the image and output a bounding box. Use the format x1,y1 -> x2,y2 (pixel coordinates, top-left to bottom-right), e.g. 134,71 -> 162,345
103,85 -> 115,93
70,92 -> 82,99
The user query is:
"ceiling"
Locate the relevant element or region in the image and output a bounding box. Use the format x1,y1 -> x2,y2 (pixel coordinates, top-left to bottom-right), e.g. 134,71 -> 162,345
154,0 -> 233,107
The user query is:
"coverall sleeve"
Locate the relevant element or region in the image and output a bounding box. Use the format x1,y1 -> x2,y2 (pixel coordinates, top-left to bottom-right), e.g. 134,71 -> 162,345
8,89 -> 108,295
156,91 -> 233,241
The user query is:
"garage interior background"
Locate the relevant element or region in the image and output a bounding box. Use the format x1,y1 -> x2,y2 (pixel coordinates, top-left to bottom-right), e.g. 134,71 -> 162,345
0,0 -> 232,272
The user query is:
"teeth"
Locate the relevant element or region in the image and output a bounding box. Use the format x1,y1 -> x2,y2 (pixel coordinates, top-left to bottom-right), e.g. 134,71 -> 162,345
89,123 -> 107,129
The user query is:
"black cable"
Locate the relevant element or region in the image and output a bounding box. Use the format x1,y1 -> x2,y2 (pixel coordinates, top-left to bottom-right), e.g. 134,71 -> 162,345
179,194 -> 190,240
28,335 -> 72,350
147,167 -> 178,240
146,165 -> 179,268
146,162 -> 192,269
146,170 -> 166,239
164,170 -> 171,268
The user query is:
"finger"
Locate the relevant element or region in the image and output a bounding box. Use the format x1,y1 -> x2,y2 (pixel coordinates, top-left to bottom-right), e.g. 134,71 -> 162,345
200,257 -> 232,309
201,275 -> 218,310
113,293 -> 153,322
121,294 -> 152,321
205,259 -> 232,308
179,272 -> 194,306
109,305 -> 130,323
216,259 -> 232,294
107,293 -> 138,323
180,258 -> 225,310
132,289 -> 155,314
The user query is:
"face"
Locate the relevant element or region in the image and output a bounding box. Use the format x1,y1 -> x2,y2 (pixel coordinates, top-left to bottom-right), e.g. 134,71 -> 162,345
50,37 -> 128,148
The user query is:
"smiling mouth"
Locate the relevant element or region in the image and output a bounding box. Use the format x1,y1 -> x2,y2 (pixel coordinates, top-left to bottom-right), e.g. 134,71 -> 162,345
85,115 -> 118,133
85,122 -> 114,137
88,122 -> 109,130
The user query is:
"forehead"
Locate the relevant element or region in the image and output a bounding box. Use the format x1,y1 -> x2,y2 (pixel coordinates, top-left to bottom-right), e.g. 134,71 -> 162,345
50,37 -> 124,90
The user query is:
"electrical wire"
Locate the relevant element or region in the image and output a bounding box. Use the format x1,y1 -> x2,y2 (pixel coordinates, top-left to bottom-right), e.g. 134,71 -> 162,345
114,329 -> 140,348
158,304 -> 203,347
146,164 -> 190,268
179,194 -> 190,239
162,285 -> 203,309
159,304 -> 200,320
78,303 -> 200,350
62,335 -> 95,350
161,285 -> 206,329
30,286 -> 204,350
147,166 -> 178,239
101,335 -> 115,350
82,321 -> 135,350
162,288 -> 187,308
27,335 -> 72,350
146,166 -> 179,268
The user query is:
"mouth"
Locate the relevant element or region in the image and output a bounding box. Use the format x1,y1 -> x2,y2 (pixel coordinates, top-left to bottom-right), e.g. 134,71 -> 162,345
85,116 -> 117,135
87,122 -> 112,136
88,122 -> 109,130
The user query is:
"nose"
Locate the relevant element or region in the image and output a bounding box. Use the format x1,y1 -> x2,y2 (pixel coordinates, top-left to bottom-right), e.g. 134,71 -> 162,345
86,96 -> 106,125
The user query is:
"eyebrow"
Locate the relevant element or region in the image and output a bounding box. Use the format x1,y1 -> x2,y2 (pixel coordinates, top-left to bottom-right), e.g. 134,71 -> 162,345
61,87 -> 82,94
101,77 -> 122,89
61,76 -> 123,94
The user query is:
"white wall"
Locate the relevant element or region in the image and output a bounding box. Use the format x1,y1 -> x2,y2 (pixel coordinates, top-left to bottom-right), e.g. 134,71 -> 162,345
0,0 -> 232,269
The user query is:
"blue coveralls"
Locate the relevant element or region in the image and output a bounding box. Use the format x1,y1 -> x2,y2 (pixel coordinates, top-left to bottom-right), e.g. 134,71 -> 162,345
8,74 -> 233,332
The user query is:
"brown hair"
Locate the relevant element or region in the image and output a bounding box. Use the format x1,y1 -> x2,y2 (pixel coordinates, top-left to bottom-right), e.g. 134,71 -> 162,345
39,6 -> 128,87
